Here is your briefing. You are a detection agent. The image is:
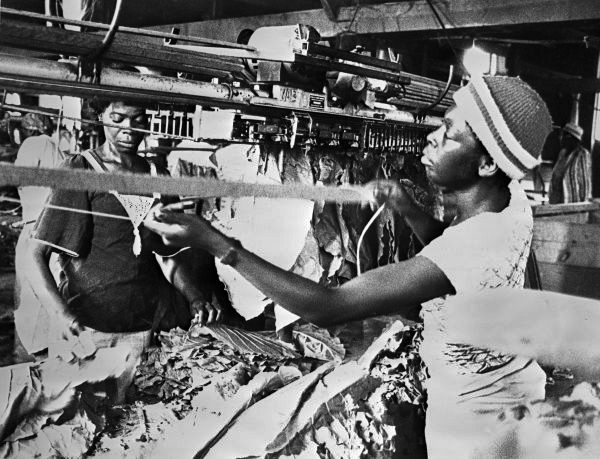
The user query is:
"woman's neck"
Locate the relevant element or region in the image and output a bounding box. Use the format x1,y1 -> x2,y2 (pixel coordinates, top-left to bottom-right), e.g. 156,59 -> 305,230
99,143 -> 140,171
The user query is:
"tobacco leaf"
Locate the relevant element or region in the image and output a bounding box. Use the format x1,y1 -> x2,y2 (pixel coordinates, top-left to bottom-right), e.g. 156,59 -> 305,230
201,324 -> 300,359
292,323 -> 345,363
0,406 -> 98,459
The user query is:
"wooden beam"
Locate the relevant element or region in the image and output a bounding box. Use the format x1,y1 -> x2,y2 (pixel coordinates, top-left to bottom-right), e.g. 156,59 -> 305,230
235,0 -> 282,9
153,0 -> 600,42
0,21 -> 245,79
528,77 -> 600,94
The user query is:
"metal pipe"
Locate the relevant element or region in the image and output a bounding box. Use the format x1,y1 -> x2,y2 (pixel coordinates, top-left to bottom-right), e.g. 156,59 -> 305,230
0,6 -> 255,50
0,53 -> 255,105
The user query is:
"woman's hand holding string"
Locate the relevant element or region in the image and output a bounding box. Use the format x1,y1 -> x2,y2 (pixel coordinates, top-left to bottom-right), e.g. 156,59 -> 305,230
144,203 -> 232,255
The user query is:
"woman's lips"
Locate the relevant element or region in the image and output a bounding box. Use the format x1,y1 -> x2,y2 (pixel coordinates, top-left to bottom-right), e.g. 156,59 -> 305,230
117,139 -> 135,147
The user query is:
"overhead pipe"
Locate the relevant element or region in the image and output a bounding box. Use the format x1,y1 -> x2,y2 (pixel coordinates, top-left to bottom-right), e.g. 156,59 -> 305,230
0,53 -> 255,107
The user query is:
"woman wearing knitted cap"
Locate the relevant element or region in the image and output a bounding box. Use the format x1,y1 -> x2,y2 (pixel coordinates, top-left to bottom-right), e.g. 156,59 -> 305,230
145,76 -> 553,458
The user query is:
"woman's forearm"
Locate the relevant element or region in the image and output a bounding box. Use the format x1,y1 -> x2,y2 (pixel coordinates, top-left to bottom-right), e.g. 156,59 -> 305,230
210,239 -> 442,327
159,251 -> 205,304
445,288 -> 600,379
25,243 -> 69,318
145,206 -> 451,326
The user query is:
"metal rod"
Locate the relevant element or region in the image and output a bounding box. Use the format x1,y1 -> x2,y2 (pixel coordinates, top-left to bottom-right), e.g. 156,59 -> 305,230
307,43 -> 404,73
0,7 -> 255,50
295,54 -> 411,85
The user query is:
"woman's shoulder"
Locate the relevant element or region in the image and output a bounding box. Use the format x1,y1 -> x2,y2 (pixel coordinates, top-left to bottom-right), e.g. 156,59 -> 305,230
58,151 -> 94,170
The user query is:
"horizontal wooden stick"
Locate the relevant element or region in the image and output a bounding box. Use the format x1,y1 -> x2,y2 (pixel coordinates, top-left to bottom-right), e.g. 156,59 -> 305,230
0,164 -> 369,203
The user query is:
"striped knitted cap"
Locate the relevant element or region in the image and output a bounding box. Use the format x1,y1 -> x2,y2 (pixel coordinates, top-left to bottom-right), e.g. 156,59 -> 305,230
453,75 -> 552,180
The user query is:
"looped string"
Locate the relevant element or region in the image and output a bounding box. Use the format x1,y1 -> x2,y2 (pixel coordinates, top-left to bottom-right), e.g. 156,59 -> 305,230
356,203 -> 386,276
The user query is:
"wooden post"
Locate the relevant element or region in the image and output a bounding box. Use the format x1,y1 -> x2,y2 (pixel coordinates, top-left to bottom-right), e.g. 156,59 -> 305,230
591,52 -> 600,197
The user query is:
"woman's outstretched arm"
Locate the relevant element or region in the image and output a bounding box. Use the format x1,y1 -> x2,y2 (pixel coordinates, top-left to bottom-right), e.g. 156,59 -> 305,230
144,206 -> 453,327
444,288 -> 600,379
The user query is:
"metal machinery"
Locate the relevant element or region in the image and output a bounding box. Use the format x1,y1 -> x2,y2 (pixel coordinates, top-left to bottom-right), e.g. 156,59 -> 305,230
0,7 -> 457,154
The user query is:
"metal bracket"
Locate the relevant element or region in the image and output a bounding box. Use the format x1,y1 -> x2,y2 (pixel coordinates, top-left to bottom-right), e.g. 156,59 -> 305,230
76,59 -> 102,85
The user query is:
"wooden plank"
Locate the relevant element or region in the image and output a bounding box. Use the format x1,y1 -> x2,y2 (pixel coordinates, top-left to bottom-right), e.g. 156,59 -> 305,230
537,262 -> 600,299
153,0 -> 600,41
527,77 -> 600,94
0,21 -> 244,79
532,221 -> 600,268
533,201 -> 600,217
0,164 -> 368,203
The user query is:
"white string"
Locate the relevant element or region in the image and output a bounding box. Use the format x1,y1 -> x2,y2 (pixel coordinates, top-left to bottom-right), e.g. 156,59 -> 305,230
0,195 -> 140,221
356,204 -> 386,276
43,203 -> 132,220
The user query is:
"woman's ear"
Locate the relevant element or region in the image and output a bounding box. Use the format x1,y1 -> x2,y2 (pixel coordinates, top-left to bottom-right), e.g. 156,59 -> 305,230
478,155 -> 499,178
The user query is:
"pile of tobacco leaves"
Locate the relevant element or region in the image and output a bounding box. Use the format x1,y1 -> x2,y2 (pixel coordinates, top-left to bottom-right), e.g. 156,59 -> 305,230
269,322 -> 428,459
133,326 -> 323,418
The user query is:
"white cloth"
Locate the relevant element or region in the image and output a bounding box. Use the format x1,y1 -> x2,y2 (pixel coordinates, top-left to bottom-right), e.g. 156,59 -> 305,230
14,225 -> 63,354
15,134 -> 67,223
14,134 -> 67,354
418,181 -> 546,459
